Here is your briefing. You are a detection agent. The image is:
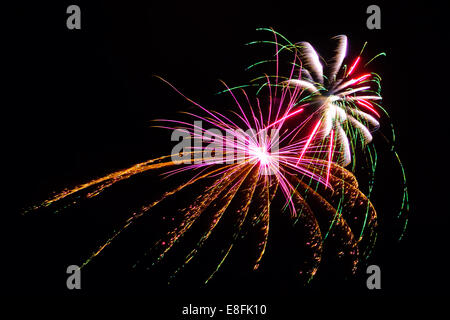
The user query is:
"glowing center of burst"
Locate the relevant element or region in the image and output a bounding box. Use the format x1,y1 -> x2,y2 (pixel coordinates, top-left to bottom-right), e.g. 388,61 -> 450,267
252,146 -> 271,166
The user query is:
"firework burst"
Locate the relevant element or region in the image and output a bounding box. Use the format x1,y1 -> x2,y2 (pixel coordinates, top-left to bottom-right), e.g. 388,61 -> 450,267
283,35 -> 383,167
24,30 -> 408,285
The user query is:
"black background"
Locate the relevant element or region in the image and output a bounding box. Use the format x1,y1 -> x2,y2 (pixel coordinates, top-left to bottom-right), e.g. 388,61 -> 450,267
3,0 -> 448,305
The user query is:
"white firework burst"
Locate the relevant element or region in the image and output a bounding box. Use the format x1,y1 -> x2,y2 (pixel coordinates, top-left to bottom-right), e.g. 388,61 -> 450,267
285,35 -> 381,166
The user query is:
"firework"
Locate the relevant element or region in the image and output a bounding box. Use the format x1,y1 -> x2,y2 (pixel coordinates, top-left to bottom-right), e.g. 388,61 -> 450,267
27,77 -> 376,284
245,29 -> 408,238
25,30 -> 408,285
285,35 -> 382,166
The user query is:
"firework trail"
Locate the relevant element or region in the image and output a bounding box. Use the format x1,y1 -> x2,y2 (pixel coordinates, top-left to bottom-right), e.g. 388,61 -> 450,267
25,30 -> 407,285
